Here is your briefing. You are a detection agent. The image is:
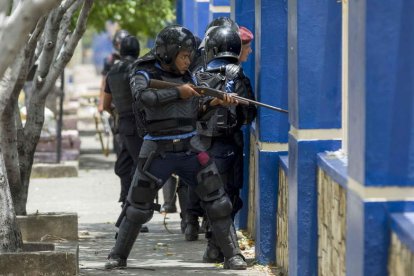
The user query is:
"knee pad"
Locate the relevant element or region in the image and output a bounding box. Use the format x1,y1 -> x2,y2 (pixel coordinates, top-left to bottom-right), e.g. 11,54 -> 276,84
128,180 -> 158,205
203,195 -> 232,220
128,168 -> 158,205
195,161 -> 225,202
125,205 -> 154,225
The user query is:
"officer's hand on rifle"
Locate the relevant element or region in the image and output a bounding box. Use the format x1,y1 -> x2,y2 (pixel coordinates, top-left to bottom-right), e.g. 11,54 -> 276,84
177,84 -> 200,99
210,93 -> 239,107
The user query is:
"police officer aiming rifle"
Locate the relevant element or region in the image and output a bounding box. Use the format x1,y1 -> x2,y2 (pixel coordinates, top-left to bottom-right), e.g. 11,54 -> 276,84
105,25 -> 247,270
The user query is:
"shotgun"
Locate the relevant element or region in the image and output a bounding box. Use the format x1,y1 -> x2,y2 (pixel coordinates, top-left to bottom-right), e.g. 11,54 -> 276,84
148,79 -> 288,113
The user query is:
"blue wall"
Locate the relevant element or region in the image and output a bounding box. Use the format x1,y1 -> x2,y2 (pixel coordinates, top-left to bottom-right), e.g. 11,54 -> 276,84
176,0 -> 183,25
347,197 -> 414,275
251,0 -> 290,264
254,149 -> 285,263
288,0 -> 342,130
209,0 -> 230,21
346,1 -> 414,275
182,0 -> 196,33
287,0 -> 342,275
255,0 -> 289,143
194,1 -> 209,38
348,0 -> 414,187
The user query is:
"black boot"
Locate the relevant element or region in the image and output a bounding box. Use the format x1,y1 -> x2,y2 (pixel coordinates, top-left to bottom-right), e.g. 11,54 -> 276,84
223,254 -> 247,270
105,218 -> 141,269
184,214 -> 199,241
105,258 -> 127,270
203,236 -> 224,263
209,218 -> 246,270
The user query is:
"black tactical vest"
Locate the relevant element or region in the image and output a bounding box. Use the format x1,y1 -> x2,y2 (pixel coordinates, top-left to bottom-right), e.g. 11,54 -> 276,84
106,56 -> 135,116
195,69 -> 238,137
132,58 -> 199,137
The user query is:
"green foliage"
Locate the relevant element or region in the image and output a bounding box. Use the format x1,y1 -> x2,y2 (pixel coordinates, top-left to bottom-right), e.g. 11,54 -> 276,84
87,0 -> 176,39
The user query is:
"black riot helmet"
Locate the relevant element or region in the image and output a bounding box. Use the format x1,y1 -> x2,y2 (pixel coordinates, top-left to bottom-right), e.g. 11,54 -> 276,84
154,25 -> 196,66
204,26 -> 241,63
205,17 -> 239,34
120,35 -> 140,58
113,29 -> 130,49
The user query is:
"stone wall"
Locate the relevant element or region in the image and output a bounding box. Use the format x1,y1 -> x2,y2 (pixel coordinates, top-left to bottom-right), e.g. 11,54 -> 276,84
247,133 -> 257,238
317,168 -> 347,276
276,167 -> 289,275
388,232 -> 414,276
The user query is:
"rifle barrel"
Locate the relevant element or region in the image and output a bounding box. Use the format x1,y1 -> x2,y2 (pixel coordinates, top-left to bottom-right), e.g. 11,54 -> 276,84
195,86 -> 288,113
234,96 -> 288,113
148,79 -> 288,114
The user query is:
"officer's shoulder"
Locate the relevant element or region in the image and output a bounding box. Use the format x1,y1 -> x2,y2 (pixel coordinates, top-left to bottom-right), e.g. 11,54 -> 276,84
225,64 -> 244,79
134,52 -> 156,67
107,59 -> 125,75
131,54 -> 156,74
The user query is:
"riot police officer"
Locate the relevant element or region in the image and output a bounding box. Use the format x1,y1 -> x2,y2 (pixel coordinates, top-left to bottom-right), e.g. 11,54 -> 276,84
99,29 -> 130,112
98,29 -> 132,200
193,25 -> 257,263
184,17 -> 242,242
189,17 -> 239,75
103,35 -> 142,205
104,25 -> 247,270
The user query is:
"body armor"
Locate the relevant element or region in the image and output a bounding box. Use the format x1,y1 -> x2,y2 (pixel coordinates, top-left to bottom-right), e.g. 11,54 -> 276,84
106,56 -> 135,116
131,59 -> 198,137
195,69 -> 238,137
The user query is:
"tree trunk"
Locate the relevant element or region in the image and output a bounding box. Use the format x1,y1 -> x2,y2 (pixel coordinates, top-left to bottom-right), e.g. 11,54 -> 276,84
0,149 -> 23,253
0,0 -> 60,80
17,97 -> 46,215
0,0 -> 94,252
6,0 -> 95,214
0,99 -> 23,214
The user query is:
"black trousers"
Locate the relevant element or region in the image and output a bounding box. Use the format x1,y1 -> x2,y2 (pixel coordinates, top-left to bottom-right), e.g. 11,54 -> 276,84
114,116 -> 143,203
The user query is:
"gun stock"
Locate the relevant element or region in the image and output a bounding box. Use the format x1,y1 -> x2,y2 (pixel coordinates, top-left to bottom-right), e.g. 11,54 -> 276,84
148,79 -> 288,113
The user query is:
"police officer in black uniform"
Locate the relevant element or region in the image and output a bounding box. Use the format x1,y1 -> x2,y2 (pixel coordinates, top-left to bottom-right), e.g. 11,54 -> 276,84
184,17 -> 241,242
99,29 -> 130,113
105,25 -> 247,270
103,35 -> 142,205
99,29 -> 133,201
193,25 -> 257,263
